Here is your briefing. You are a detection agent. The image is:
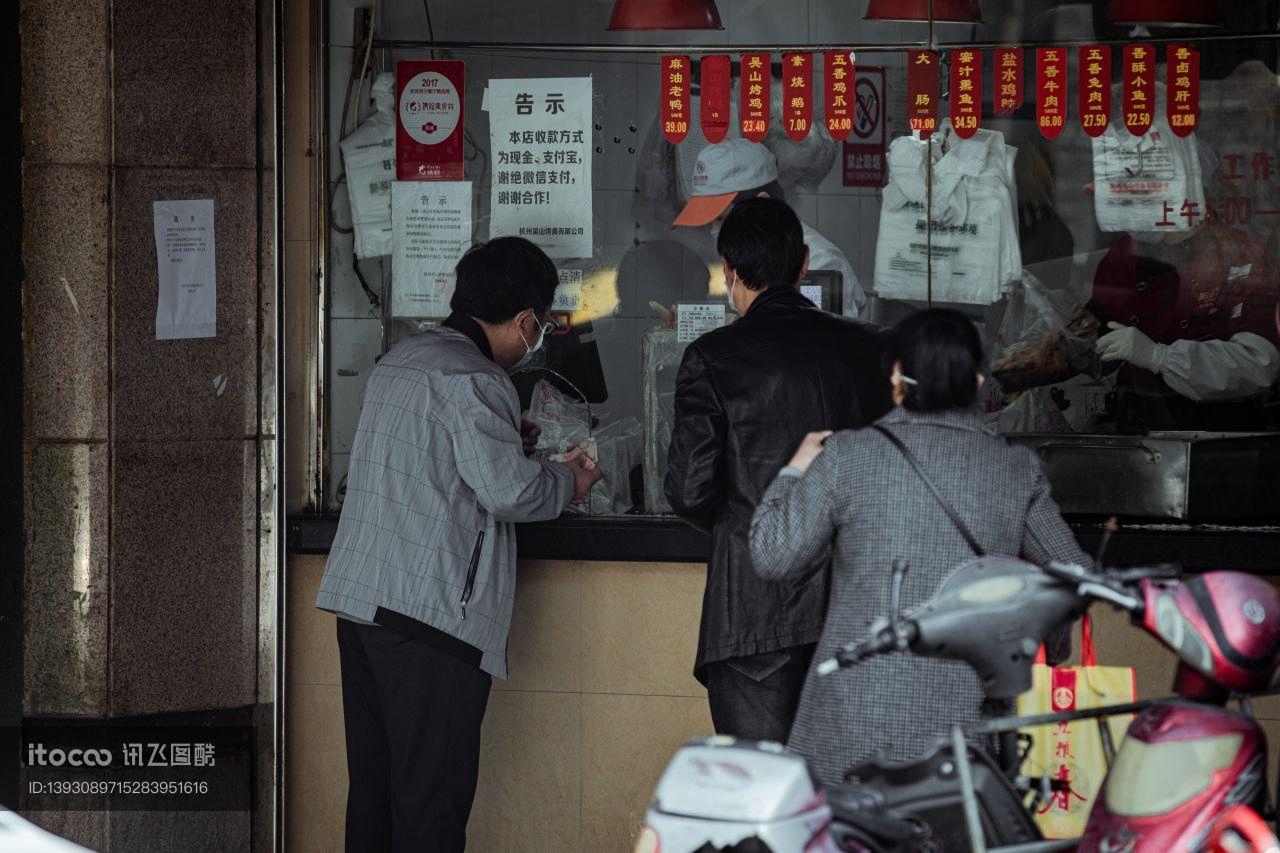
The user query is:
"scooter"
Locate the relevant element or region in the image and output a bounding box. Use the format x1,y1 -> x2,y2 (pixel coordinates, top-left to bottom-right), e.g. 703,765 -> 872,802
635,555 -> 1280,852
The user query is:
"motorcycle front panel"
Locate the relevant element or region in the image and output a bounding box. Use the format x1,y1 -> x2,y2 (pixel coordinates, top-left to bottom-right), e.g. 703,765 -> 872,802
1079,702 -> 1266,852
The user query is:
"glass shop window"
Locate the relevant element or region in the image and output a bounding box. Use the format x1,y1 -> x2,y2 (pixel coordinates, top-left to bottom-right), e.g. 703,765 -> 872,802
322,0 -> 1280,522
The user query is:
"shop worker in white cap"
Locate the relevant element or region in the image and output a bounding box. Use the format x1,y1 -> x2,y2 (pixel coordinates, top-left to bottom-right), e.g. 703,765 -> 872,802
674,138 -> 869,319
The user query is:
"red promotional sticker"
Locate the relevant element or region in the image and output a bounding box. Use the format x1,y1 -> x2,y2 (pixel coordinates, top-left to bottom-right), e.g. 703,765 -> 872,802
1167,44 -> 1200,137
740,53 -> 771,142
949,49 -> 982,139
1123,44 -> 1156,137
825,51 -> 855,141
783,53 -> 813,141
661,55 -> 691,144
1036,48 -> 1067,139
1078,45 -> 1111,138
907,50 -> 939,138
700,55 -> 731,143
995,48 -> 1024,115
396,60 -> 465,181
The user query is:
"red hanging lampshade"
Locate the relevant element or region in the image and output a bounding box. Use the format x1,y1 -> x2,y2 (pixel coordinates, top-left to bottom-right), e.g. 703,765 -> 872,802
864,0 -> 983,23
608,0 -> 723,30
1108,0 -> 1223,27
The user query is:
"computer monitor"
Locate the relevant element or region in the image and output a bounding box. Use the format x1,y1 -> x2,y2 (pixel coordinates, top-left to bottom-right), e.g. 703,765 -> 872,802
798,269 -> 843,316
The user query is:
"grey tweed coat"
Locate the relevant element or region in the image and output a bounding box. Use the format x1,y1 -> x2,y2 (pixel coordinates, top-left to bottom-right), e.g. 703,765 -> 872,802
748,406 -> 1088,786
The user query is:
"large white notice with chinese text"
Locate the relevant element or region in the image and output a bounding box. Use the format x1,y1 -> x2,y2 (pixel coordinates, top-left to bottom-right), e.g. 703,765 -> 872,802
153,199 -> 216,340
488,77 -> 593,259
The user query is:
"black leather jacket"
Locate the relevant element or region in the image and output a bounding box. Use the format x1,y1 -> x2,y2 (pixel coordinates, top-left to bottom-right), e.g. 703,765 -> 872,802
664,286 -> 892,679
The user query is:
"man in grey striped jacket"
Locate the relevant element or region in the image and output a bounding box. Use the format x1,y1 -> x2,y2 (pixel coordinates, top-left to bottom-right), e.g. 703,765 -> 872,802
317,237 -> 601,853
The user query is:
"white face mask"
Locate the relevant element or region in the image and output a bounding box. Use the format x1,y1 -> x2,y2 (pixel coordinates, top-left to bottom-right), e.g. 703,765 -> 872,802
511,312 -> 548,371
725,272 -> 738,313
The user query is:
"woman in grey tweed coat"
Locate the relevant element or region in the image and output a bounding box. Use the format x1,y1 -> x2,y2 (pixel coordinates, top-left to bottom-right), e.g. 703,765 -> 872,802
749,309 -> 1088,786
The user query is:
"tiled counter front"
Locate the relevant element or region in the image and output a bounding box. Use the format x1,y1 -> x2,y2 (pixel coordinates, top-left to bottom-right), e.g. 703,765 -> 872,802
285,555 -> 712,853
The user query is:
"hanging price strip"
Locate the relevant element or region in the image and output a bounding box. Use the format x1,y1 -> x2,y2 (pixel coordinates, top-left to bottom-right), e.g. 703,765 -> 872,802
1078,45 -> 1111,138
825,51 -> 855,141
995,48 -> 1024,115
1167,44 -> 1200,137
700,55 -> 731,143
661,55 -> 691,144
1123,44 -> 1155,137
949,49 -> 982,138
907,50 -> 939,137
1036,48 -> 1067,139
740,53 -> 771,142
783,53 -> 813,141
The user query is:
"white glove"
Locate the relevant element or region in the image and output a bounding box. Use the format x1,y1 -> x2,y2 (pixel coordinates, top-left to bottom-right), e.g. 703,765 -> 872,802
1095,321 -> 1169,373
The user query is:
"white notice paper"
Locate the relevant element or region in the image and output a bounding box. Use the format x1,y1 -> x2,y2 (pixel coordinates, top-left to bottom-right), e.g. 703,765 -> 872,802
552,269 -> 584,312
391,180 -> 472,318
153,199 -> 216,340
676,303 -> 726,343
488,77 -> 593,259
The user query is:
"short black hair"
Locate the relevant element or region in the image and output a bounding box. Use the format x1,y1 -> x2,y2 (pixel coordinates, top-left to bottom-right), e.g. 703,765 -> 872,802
450,236 -> 559,324
886,309 -> 985,412
716,196 -> 806,291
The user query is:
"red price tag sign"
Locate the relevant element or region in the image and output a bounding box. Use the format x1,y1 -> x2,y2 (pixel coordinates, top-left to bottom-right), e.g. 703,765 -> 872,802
661,55 -> 691,144
1036,48 -> 1067,139
783,53 -> 813,141
1078,45 -> 1111,138
700,55 -> 731,143
825,51 -> 855,141
949,49 -> 982,139
1123,44 -> 1155,137
907,50 -> 939,138
1167,44 -> 1200,137
739,53 -> 771,142
994,48 -> 1023,115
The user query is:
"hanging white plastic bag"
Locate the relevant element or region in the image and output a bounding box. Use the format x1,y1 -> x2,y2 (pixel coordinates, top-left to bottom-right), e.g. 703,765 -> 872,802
1091,83 -> 1205,234
340,72 -> 396,258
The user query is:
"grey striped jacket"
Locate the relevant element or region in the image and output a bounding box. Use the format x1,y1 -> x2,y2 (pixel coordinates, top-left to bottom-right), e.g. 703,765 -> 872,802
316,327 -> 573,678
749,406 -> 1087,785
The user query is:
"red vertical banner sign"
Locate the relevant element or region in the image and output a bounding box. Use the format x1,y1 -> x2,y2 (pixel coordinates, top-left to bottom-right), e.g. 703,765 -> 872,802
1123,44 -> 1155,137
907,50 -> 939,138
783,53 -> 813,141
1167,45 -> 1200,137
396,60 -> 466,180
740,53 -> 771,142
995,48 -> 1024,115
1036,48 -> 1067,139
1078,45 -> 1111,138
700,55 -> 731,143
949,49 -> 982,138
661,55 -> 691,144
825,51 -> 855,141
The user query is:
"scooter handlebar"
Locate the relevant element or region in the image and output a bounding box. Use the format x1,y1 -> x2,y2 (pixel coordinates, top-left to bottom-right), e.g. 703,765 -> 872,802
818,622 -> 920,676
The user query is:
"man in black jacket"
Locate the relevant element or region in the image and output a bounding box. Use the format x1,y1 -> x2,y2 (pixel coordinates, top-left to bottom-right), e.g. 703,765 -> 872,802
665,197 -> 891,742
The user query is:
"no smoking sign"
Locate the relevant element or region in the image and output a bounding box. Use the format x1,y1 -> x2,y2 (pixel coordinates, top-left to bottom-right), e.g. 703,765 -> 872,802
843,67 -> 887,188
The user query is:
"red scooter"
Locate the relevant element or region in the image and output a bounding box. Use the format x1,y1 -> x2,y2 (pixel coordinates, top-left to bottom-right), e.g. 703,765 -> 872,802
825,554 -> 1280,852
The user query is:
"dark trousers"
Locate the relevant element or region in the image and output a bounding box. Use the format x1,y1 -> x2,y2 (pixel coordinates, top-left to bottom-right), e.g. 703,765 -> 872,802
336,619 -> 491,853
704,644 -> 815,743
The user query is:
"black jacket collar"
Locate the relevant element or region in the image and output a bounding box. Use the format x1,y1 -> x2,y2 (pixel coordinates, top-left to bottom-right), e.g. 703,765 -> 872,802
442,312 -> 495,362
744,285 -> 815,317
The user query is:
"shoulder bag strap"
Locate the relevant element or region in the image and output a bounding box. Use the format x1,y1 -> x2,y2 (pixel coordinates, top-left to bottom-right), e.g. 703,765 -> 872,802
872,424 -> 986,557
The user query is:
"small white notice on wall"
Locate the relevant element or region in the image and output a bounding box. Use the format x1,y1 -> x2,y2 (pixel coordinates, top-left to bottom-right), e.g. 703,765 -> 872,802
676,303 -> 725,343
552,269 -> 583,312
153,199 -> 216,340
391,180 -> 473,318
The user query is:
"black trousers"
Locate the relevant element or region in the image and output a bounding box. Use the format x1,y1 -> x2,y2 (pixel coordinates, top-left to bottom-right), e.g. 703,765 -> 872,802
703,644 -> 815,743
336,619 -> 492,853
